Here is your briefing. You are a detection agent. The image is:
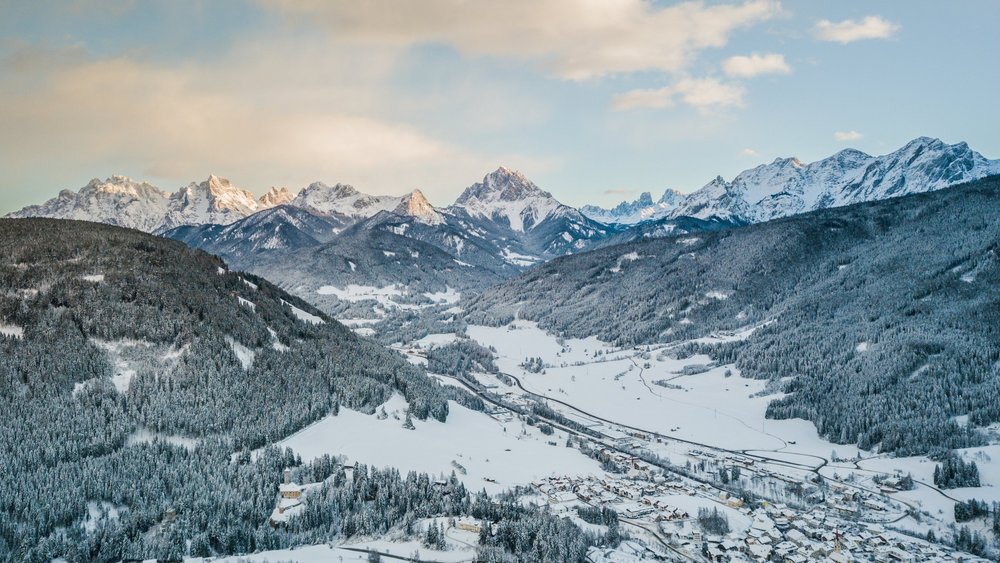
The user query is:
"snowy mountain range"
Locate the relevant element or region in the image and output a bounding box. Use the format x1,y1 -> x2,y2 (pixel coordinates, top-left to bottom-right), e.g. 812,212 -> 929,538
580,189 -> 684,225
7,137 -> 999,273
590,137 -> 1000,225
6,174 -> 290,234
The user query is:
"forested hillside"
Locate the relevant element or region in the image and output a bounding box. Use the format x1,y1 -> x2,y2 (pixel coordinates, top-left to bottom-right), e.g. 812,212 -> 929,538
0,219 -> 495,561
466,176 -> 1000,455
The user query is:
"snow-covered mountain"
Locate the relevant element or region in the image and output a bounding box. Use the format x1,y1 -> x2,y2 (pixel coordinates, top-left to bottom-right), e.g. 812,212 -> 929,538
669,137 -> 1000,223
158,175 -> 266,233
447,167 -> 608,264
259,186 -> 295,207
6,175 -> 170,232
165,204 -> 351,260
290,182 -> 404,219
393,189 -> 445,225
7,174 -> 282,233
580,189 -> 684,225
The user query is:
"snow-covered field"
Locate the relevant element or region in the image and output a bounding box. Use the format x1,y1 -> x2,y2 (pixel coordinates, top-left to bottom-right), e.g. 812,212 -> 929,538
278,394 -> 601,494
185,540 -> 474,563
465,321 -> 858,461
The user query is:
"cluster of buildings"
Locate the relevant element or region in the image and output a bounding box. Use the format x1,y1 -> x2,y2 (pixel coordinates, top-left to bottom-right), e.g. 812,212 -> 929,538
686,504 -> 991,562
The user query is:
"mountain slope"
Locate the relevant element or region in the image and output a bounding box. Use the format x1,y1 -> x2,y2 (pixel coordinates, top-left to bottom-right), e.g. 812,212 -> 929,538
241,220 -> 504,316
0,217 -> 476,559
164,204 -> 353,261
466,175 -> 1000,455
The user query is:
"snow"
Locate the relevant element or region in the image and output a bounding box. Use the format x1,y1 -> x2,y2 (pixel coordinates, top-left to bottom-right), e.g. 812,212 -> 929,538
610,252 -> 642,273
82,501 -> 124,533
318,283 -> 404,302
383,250 -> 396,257
236,296 -> 255,311
282,299 -> 325,324
126,427 -> 200,451
186,540 -> 474,563
278,394 -> 601,494
80,274 -> 105,283
465,321 -> 860,462
669,137 -> 999,224
91,339 -> 148,393
500,247 -> 540,267
856,341 -> 869,352
268,327 -> 290,352
291,181 -> 403,219
423,286 -> 461,305
0,322 -> 24,338
240,277 -> 258,290
412,333 -> 460,348
226,336 -> 256,370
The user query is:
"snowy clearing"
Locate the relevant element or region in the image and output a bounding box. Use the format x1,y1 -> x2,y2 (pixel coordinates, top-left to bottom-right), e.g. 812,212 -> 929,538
226,336 -> 256,370
282,299 -> 324,324
0,322 -> 24,338
278,394 -> 601,494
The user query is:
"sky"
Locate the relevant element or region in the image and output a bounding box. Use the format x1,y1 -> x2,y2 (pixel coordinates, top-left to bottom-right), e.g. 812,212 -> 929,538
1,0 -> 998,214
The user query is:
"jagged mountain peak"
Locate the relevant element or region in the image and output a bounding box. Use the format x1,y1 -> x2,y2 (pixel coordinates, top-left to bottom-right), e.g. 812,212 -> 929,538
291,181 -> 401,219
394,189 -> 444,225
456,167 -> 554,206
259,186 -> 295,207
580,188 -> 685,225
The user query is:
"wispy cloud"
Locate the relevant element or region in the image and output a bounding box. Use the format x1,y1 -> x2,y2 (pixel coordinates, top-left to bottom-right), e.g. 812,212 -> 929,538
722,53 -> 791,77
740,148 -> 760,157
0,42 -> 541,199
834,130 -> 864,141
602,188 -> 634,196
815,16 -> 899,43
265,0 -> 782,80
612,78 -> 745,111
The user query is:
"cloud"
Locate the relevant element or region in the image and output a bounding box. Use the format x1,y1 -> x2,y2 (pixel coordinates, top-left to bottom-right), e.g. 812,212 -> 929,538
265,0 -> 782,80
612,78 -> 745,111
834,130 -> 863,141
0,42 -> 549,205
740,148 -> 760,157
602,188 -> 634,196
815,16 -> 899,43
722,53 -> 790,77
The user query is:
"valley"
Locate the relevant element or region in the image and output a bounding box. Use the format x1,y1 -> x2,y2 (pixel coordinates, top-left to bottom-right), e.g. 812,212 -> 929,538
3,142 -> 1000,563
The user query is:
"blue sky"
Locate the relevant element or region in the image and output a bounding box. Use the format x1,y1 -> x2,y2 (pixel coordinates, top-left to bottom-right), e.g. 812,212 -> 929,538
1,0 -> 997,214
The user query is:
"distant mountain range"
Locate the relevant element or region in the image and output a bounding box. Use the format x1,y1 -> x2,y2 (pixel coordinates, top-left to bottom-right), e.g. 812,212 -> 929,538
581,137 -> 1000,225
7,137 -> 998,300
